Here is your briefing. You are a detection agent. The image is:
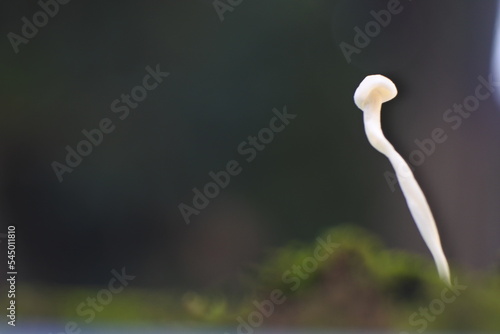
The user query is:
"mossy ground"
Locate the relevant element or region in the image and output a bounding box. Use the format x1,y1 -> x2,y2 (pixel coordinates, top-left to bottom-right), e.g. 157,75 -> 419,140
19,225 -> 500,331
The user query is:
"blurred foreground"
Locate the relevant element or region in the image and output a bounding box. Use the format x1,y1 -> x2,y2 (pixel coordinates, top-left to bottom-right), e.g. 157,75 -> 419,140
17,225 -> 500,332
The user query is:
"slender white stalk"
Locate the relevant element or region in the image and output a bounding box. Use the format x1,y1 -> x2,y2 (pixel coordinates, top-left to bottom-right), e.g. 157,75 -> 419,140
354,75 -> 451,285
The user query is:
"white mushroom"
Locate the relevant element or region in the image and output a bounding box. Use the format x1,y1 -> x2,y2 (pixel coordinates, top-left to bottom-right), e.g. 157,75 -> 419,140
354,74 -> 451,285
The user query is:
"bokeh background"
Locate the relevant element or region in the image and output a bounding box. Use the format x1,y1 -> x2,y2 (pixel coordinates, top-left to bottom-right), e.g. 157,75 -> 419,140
1,0 -> 500,332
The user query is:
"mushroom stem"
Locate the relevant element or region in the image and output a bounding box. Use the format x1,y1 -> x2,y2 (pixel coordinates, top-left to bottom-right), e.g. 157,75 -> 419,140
354,75 -> 451,286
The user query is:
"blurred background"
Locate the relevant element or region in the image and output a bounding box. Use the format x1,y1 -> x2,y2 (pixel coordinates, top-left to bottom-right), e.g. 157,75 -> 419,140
1,0 -> 500,332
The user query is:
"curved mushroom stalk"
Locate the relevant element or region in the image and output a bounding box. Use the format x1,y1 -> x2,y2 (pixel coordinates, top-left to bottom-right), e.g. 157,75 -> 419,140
354,75 -> 451,286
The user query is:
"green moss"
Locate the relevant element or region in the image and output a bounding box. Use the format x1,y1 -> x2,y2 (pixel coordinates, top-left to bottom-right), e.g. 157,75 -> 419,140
20,225 -> 500,330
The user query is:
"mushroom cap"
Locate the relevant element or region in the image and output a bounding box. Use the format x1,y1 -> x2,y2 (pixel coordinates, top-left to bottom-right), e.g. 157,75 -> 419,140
354,74 -> 398,110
